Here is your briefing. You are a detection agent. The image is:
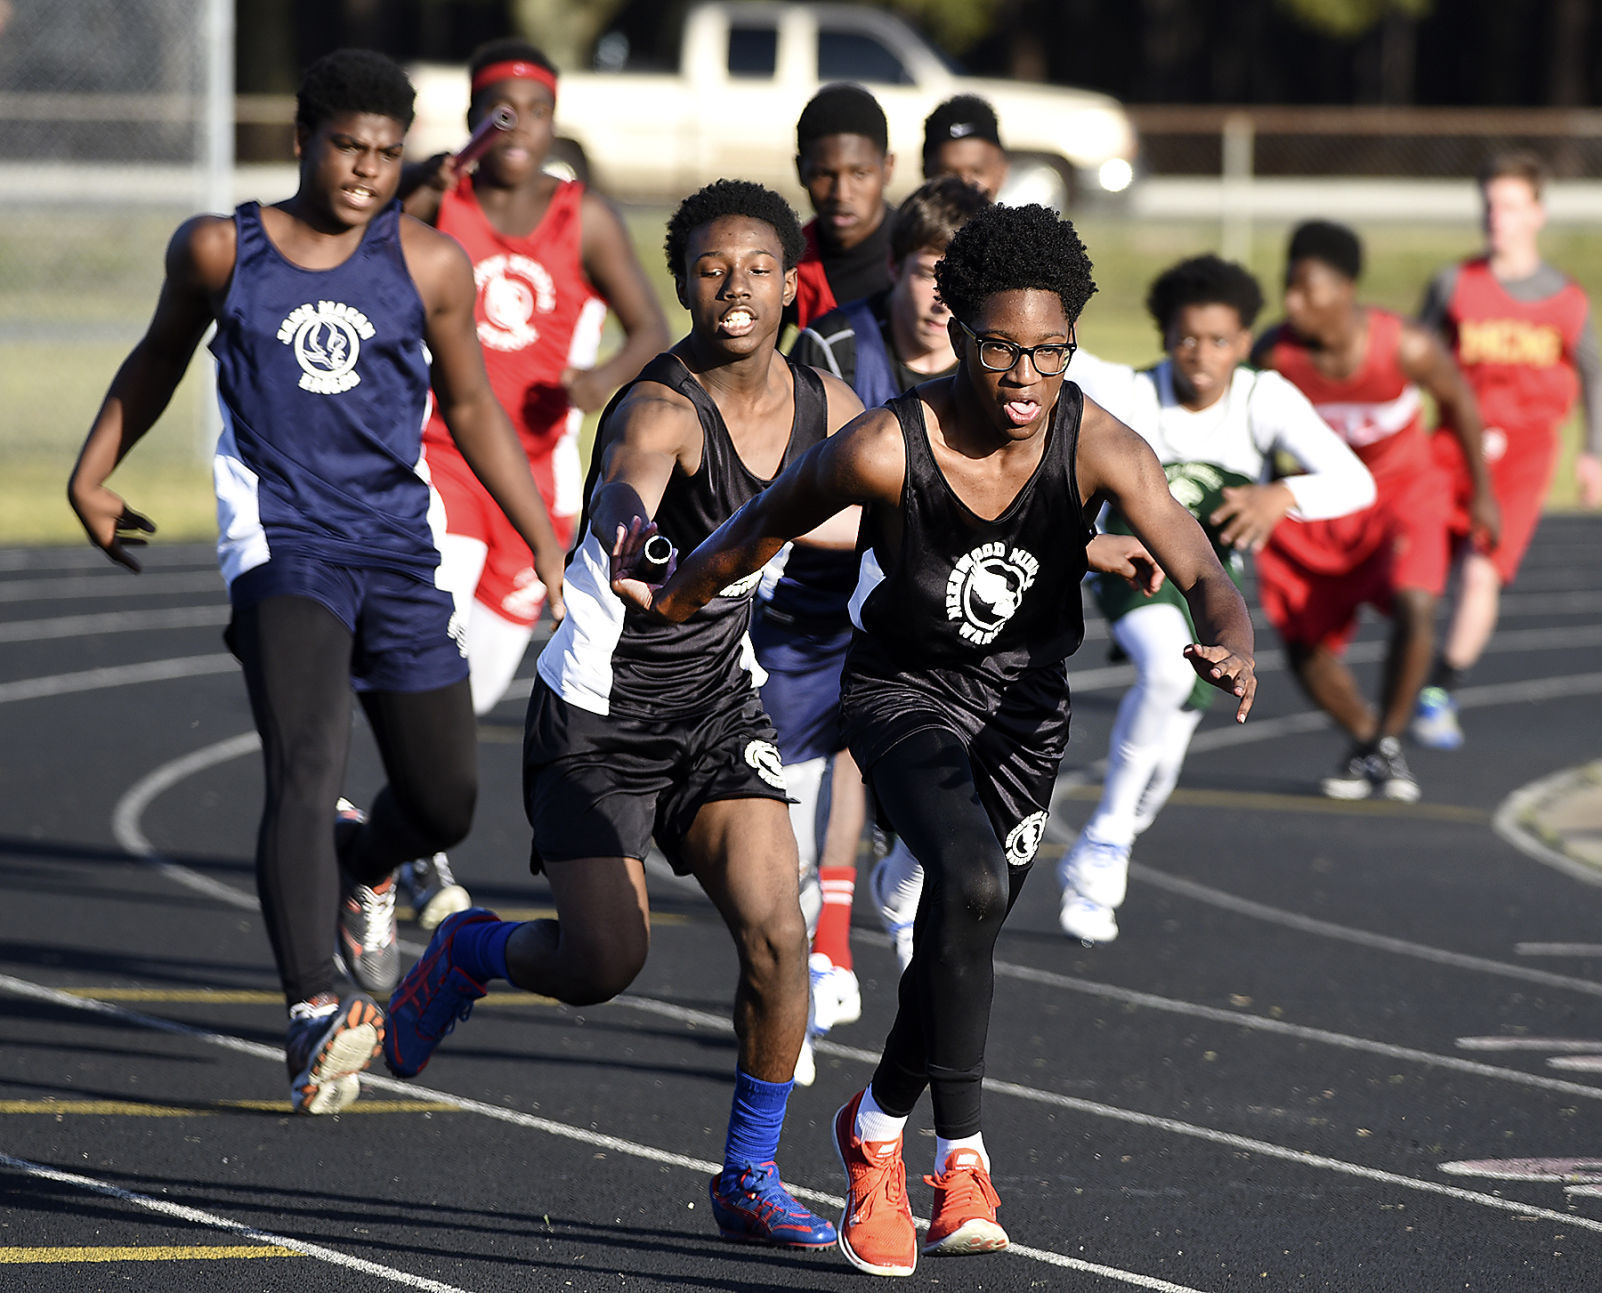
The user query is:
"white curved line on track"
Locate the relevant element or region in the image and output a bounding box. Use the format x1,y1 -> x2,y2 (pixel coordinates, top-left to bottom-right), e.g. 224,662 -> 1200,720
0,655 -> 236,705
0,605 -> 230,643
1493,764 -> 1602,888
0,1150 -> 474,1292
0,974 -> 1210,1293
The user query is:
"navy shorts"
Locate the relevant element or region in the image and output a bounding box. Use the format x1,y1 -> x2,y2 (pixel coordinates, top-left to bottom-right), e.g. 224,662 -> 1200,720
228,555 -> 467,693
750,613 -> 851,765
523,679 -> 790,875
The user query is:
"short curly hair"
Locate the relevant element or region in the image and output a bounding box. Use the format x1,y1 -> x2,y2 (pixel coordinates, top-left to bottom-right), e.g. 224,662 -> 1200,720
663,179 -> 805,286
295,49 -> 415,134
1145,254 -> 1264,334
1287,220 -> 1363,282
797,83 -> 889,156
934,203 -> 1096,326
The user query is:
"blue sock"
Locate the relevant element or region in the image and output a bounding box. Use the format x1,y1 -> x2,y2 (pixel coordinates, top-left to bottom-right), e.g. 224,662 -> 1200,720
722,1069 -> 794,1172
448,920 -> 515,983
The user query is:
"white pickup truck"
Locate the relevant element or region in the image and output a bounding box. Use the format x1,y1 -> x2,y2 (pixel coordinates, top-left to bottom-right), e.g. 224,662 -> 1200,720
409,1 -> 1138,209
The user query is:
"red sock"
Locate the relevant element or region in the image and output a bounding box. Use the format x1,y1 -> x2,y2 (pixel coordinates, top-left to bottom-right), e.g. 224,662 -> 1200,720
812,866 -> 856,970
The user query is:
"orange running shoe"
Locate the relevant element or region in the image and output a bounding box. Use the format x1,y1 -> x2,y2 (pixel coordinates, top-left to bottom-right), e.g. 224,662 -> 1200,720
832,1090 -> 917,1276
923,1147 -> 1008,1255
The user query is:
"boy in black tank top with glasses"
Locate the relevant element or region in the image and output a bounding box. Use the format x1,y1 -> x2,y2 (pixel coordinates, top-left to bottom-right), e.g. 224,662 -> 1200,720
385,180 -> 864,1251
618,203 -> 1257,1275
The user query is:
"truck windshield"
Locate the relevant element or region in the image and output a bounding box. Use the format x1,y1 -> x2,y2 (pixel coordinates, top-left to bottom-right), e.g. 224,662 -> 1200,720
817,31 -> 914,85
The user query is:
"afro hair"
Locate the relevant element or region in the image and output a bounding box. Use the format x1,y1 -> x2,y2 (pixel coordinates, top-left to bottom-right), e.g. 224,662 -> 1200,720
295,48 -> 415,134
1286,220 -> 1363,283
1145,254 -> 1265,334
934,203 -> 1097,327
796,82 -> 889,156
663,179 -> 806,285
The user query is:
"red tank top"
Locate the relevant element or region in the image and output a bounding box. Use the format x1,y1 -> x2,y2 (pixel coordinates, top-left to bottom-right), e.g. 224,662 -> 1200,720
423,177 -> 606,470
1263,307 -> 1427,486
1443,257 -> 1587,450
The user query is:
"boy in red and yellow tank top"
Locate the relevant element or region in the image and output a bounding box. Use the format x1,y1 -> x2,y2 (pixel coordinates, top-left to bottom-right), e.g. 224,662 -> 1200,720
1253,220 -> 1497,802
1412,152 -> 1602,749
404,40 -> 668,716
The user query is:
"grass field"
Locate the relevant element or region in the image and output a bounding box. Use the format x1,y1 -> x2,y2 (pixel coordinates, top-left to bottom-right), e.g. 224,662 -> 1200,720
7,207 -> 1599,547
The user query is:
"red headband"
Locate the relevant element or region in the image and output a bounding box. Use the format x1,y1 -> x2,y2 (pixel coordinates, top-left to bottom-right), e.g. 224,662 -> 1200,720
471,60 -> 558,100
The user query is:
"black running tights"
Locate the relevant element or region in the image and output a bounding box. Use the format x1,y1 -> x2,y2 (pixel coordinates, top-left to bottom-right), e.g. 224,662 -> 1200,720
865,726 -> 1032,1138
232,595 -> 478,1004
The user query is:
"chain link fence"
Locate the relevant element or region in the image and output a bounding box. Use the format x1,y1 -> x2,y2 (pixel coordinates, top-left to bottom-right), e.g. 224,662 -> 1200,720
0,0 -> 231,486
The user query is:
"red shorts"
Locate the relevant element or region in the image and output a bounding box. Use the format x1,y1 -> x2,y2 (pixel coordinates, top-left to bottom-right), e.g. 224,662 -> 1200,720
426,444 -> 576,628
1432,428 -> 1560,584
1256,466 -> 1450,653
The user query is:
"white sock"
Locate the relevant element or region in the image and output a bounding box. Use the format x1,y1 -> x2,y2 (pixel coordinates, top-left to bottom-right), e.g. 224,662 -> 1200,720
877,837 -> 924,910
935,1132 -> 989,1173
854,1084 -> 908,1145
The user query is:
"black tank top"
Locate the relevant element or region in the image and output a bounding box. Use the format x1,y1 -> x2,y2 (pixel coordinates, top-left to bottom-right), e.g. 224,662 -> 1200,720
539,351 -> 828,719
847,384 -> 1095,691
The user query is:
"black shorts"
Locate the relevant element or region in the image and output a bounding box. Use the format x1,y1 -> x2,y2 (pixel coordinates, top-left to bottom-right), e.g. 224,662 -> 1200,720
841,658 -> 1070,869
523,679 -> 790,875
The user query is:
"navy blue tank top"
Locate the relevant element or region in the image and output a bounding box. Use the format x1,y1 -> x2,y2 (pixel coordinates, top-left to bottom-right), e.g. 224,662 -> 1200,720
210,201 -> 434,583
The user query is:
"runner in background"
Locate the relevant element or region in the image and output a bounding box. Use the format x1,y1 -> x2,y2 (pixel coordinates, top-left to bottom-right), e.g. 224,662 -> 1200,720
1253,220 -> 1498,802
921,95 -> 1009,201
789,82 -> 896,330
1413,151 -> 1602,748
1060,255 -> 1372,943
398,40 -> 668,927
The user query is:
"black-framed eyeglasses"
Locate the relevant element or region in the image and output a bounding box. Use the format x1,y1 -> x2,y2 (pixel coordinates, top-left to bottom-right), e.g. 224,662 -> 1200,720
956,320 -> 1076,377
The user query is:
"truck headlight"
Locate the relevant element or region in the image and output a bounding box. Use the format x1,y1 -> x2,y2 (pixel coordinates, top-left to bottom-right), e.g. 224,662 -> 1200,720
1097,158 -> 1134,193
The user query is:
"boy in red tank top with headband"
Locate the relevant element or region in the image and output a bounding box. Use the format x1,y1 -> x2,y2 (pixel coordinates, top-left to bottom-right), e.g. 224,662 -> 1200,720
1253,220 -> 1498,803
405,40 -> 669,717
1412,152 -> 1602,749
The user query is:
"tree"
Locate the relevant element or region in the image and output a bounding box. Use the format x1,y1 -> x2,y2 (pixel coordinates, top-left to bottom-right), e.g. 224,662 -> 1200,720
1276,0 -> 1434,102
509,0 -> 633,71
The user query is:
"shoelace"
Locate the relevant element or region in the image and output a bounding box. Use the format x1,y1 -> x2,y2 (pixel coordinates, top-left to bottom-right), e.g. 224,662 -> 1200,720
849,1146 -> 907,1219
355,883 -> 396,950
924,1161 -> 1000,1216
729,1165 -> 802,1218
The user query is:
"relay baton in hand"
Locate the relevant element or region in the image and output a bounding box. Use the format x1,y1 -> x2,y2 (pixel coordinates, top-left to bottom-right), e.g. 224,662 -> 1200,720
637,534 -> 676,582
453,106 -> 516,168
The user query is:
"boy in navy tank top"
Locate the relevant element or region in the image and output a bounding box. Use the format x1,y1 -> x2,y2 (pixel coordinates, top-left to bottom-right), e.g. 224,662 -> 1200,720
67,50 -> 566,1116
619,204 -> 1258,1274
383,181 -> 863,1251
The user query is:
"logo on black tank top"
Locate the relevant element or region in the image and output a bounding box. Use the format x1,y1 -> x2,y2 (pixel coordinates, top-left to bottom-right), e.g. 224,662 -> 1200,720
474,253 -> 556,352
277,300 -> 375,395
945,541 -> 1040,644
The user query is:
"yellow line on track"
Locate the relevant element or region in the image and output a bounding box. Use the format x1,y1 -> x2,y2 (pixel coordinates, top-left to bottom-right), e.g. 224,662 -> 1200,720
0,1246 -> 302,1263
0,1098 -> 459,1116
60,988 -> 559,1005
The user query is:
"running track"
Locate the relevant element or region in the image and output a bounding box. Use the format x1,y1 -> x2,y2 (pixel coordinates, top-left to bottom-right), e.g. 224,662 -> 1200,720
3,517 -> 1602,1292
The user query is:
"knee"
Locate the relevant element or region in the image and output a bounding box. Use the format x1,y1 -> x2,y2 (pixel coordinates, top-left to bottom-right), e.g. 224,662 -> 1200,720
556,924 -> 649,1006
1139,654 -> 1198,710
927,846 -> 1010,928
735,901 -> 809,986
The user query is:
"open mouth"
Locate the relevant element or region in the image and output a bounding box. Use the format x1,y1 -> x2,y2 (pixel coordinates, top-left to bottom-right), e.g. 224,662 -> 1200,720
1003,399 -> 1041,427
342,184 -> 378,206
718,308 -> 755,337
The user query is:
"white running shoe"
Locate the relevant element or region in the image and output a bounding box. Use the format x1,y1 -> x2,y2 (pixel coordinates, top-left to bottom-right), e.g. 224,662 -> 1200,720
1059,893 -> 1119,945
1410,686 -> 1464,750
1059,835 -> 1130,909
869,852 -> 920,974
401,853 -> 471,930
794,1030 -> 816,1086
809,952 -> 862,1033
